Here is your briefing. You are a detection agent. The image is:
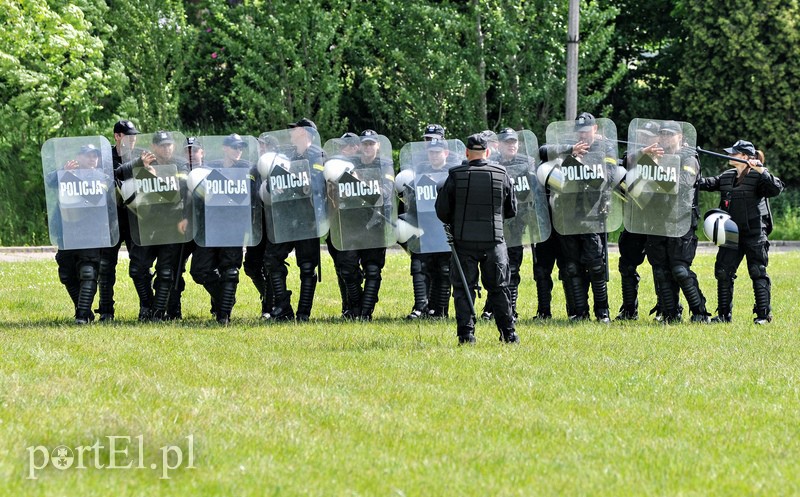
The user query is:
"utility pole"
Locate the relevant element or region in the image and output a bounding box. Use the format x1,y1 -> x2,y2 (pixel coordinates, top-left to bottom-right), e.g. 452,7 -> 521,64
565,0 -> 580,120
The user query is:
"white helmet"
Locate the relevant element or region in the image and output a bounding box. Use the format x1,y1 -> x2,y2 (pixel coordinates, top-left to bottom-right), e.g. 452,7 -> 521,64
703,209 -> 739,249
186,167 -> 211,194
394,168 -> 415,194
257,152 -> 291,178
395,218 -> 425,243
536,159 -> 565,192
323,158 -> 355,182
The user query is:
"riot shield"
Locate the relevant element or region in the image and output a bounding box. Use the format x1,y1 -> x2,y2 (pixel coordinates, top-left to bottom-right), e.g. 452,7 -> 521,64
544,118 -> 622,235
123,131 -> 192,246
623,119 -> 697,237
325,133 -> 395,251
259,128 -> 328,242
397,139 -> 465,253
498,130 -> 551,245
187,135 -> 262,247
42,136 -> 119,250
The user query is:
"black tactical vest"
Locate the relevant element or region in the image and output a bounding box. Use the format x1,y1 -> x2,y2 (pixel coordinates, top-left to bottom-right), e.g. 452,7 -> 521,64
718,169 -> 771,234
451,161 -> 507,245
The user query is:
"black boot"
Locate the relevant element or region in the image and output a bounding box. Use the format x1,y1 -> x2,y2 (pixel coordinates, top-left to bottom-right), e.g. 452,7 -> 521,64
359,266 -> 382,321
216,269 -> 239,325
76,264 -> 98,324
428,270 -> 451,319
653,267 -> 679,323
151,268 -> 174,321
753,277 -> 772,324
96,258 -> 115,321
406,271 -> 429,319
589,263 -> 610,322
534,277 -> 553,320
296,277 -> 316,321
567,276 -> 589,321
616,271 -> 639,320
674,266 -> 709,323
129,265 -> 154,322
269,271 -> 294,320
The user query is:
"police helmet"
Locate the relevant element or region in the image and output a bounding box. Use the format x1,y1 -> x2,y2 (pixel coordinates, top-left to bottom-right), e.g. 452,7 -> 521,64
703,209 -> 739,249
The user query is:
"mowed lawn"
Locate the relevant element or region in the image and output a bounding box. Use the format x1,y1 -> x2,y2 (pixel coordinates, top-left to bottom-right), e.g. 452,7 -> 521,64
1,250 -> 799,496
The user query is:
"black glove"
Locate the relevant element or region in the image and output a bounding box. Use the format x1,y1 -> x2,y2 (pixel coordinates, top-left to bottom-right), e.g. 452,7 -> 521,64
443,224 -> 454,245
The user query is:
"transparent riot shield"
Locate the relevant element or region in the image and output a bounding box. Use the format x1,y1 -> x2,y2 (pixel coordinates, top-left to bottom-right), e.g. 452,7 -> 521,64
544,119 -> 622,235
186,135 -> 262,247
623,119 -> 697,237
122,131 -> 192,246
259,128 -> 328,242
397,139 -> 465,253
498,130 -> 551,245
324,134 -> 395,251
42,136 -> 118,250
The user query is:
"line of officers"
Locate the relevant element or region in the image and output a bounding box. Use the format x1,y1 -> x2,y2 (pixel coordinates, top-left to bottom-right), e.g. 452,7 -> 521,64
42,114 -> 784,343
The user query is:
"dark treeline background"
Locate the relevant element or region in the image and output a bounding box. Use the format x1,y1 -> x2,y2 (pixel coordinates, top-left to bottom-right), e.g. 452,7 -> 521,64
1,0 -> 797,245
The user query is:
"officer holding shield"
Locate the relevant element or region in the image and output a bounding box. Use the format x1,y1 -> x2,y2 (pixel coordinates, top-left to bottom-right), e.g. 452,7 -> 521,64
644,121 -> 710,323
435,133 -> 518,344
116,130 -> 191,321
698,140 -> 784,324
329,129 -> 395,321
48,143 -> 116,323
189,134 -> 259,324
262,118 -> 326,321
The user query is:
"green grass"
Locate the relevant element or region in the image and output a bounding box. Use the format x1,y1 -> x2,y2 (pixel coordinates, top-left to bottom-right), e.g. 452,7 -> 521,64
1,251 -> 800,496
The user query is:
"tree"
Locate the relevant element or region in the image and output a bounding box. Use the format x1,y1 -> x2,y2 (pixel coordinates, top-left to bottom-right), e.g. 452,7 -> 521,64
0,0 -> 115,244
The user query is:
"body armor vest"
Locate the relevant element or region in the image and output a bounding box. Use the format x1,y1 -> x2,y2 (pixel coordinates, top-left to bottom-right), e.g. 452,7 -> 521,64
718,169 -> 770,234
451,161 -> 507,245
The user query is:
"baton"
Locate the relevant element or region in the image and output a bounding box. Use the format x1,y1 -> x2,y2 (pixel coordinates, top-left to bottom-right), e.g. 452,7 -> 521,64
444,224 -> 476,320
696,147 -> 750,164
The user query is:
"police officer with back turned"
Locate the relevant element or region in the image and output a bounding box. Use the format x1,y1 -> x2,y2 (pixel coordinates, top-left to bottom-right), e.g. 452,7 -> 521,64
435,133 -> 518,345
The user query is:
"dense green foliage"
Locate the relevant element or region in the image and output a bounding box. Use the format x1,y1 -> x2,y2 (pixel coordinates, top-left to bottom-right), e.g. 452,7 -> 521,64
0,0 -> 795,245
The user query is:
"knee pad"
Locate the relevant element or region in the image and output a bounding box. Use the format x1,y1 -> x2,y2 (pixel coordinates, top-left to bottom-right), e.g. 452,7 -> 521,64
563,261 -> 582,278
533,265 -> 552,282
364,264 -> 382,281
79,264 -> 98,282
299,261 -> 317,280
222,267 -> 240,282
98,258 -> 113,276
652,265 -> 671,283
588,263 -> 605,279
58,266 -> 73,285
748,263 -> 768,280
156,267 -> 174,283
129,263 -> 152,281
715,265 -> 736,282
437,259 -> 450,277
671,265 -> 691,283
410,257 -> 424,276
618,264 -> 639,278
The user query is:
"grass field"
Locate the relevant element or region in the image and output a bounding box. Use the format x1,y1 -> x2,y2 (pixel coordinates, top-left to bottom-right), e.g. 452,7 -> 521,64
1,250 -> 799,496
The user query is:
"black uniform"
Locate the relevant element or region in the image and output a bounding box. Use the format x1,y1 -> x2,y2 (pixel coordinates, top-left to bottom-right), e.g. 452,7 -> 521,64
115,148 -> 190,321
189,158 -> 259,324
401,160 -> 451,319
261,143 -> 326,321
645,148 -> 709,322
48,159 -> 110,324
435,150 -> 518,344
333,154 -> 395,321
698,165 -> 784,322
544,138 -> 615,322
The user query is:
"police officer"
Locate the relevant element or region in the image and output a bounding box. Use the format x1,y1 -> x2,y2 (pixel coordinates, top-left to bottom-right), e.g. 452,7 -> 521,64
51,144 -> 108,324
115,130 -> 190,321
698,140 -> 784,324
326,132 -> 362,319
404,138 -> 452,319
334,129 -> 394,321
615,120 -> 680,321
95,119 -> 140,321
435,133 -> 518,344
645,121 -> 710,323
189,134 -> 256,324
263,118 -> 326,321
546,112 -> 613,322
